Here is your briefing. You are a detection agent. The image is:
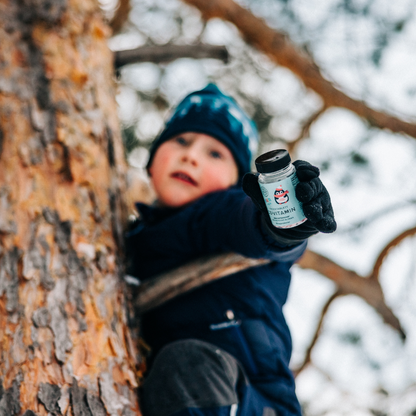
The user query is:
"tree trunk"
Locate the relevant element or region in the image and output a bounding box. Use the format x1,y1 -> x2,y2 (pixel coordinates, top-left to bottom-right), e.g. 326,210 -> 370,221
0,0 -> 140,414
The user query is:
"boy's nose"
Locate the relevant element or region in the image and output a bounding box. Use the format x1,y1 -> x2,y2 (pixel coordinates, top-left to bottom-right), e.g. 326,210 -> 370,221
181,148 -> 198,166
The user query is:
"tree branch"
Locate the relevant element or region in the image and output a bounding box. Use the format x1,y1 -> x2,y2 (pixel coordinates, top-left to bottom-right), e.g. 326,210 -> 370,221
109,0 -> 131,35
134,249 -> 406,341
183,0 -> 416,139
369,226 -> 416,281
287,106 -> 328,153
134,253 -> 269,313
114,44 -> 229,69
293,290 -> 343,377
336,200 -> 416,234
297,250 -> 406,340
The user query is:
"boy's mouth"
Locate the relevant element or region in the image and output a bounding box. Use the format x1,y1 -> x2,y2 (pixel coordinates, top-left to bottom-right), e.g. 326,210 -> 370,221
171,171 -> 198,186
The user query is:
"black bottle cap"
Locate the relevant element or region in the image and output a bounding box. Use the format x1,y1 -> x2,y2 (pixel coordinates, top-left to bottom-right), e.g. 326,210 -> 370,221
255,149 -> 291,173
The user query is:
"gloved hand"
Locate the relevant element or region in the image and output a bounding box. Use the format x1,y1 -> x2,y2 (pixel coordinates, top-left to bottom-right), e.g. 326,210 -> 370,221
243,160 -> 336,245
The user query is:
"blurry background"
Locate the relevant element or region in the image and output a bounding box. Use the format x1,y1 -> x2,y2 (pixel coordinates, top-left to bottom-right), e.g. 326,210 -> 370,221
103,0 -> 416,414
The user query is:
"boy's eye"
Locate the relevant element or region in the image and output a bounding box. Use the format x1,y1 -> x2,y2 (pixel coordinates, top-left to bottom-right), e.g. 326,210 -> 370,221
174,136 -> 188,146
209,150 -> 223,159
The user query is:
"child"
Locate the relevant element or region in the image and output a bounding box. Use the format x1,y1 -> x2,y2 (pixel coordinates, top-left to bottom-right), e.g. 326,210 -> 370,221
126,84 -> 336,416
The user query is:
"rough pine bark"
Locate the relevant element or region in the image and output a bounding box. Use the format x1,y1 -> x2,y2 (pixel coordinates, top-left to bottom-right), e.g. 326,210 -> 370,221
0,0 -> 141,414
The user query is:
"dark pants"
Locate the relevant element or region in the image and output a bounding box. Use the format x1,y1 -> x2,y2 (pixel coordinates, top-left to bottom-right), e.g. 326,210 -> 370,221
140,339 -> 277,416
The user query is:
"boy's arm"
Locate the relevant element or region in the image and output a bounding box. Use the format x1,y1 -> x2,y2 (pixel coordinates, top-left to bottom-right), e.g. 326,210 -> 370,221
127,161 -> 336,267
187,188 -> 308,261
129,187 -> 307,264
187,158 -> 336,261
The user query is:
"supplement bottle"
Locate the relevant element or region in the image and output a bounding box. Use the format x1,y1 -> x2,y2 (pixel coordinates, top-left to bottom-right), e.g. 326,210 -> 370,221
255,149 -> 307,229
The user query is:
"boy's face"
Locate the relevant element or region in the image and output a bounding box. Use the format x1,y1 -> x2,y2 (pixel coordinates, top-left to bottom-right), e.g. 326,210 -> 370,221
148,132 -> 239,208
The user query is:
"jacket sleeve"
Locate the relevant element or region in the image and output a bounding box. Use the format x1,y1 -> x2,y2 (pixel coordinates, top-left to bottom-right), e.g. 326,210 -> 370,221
130,188 -> 306,264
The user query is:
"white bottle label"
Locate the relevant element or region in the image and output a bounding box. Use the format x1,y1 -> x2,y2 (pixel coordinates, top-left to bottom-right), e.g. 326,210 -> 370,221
259,172 -> 307,228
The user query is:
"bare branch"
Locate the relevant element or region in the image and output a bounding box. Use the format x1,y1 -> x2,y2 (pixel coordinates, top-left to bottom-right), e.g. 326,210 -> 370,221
297,250 -> 406,340
287,106 -> 328,153
183,0 -> 416,140
109,0 -> 131,35
370,226 -> 416,281
135,253 -> 269,313
114,44 -> 229,69
336,200 -> 416,234
135,249 -> 406,340
293,290 -> 344,377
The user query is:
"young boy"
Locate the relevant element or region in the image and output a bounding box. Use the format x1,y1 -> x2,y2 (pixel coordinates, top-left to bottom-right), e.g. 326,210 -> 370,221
126,84 -> 336,416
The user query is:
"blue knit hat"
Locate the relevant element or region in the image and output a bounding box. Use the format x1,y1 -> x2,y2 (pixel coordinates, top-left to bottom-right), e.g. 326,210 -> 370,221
146,84 -> 259,179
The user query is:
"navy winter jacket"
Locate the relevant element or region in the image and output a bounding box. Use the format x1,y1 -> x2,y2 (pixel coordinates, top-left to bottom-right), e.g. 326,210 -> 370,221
126,187 -> 307,416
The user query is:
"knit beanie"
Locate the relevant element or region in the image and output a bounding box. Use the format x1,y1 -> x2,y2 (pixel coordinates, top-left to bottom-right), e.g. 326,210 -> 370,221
146,84 -> 259,179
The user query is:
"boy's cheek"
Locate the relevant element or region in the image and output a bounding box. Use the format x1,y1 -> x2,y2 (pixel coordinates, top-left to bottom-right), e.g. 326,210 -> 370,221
148,162 -> 167,185
203,167 -> 238,192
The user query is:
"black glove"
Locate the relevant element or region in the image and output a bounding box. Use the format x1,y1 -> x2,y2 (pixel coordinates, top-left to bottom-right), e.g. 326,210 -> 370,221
243,160 -> 336,245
